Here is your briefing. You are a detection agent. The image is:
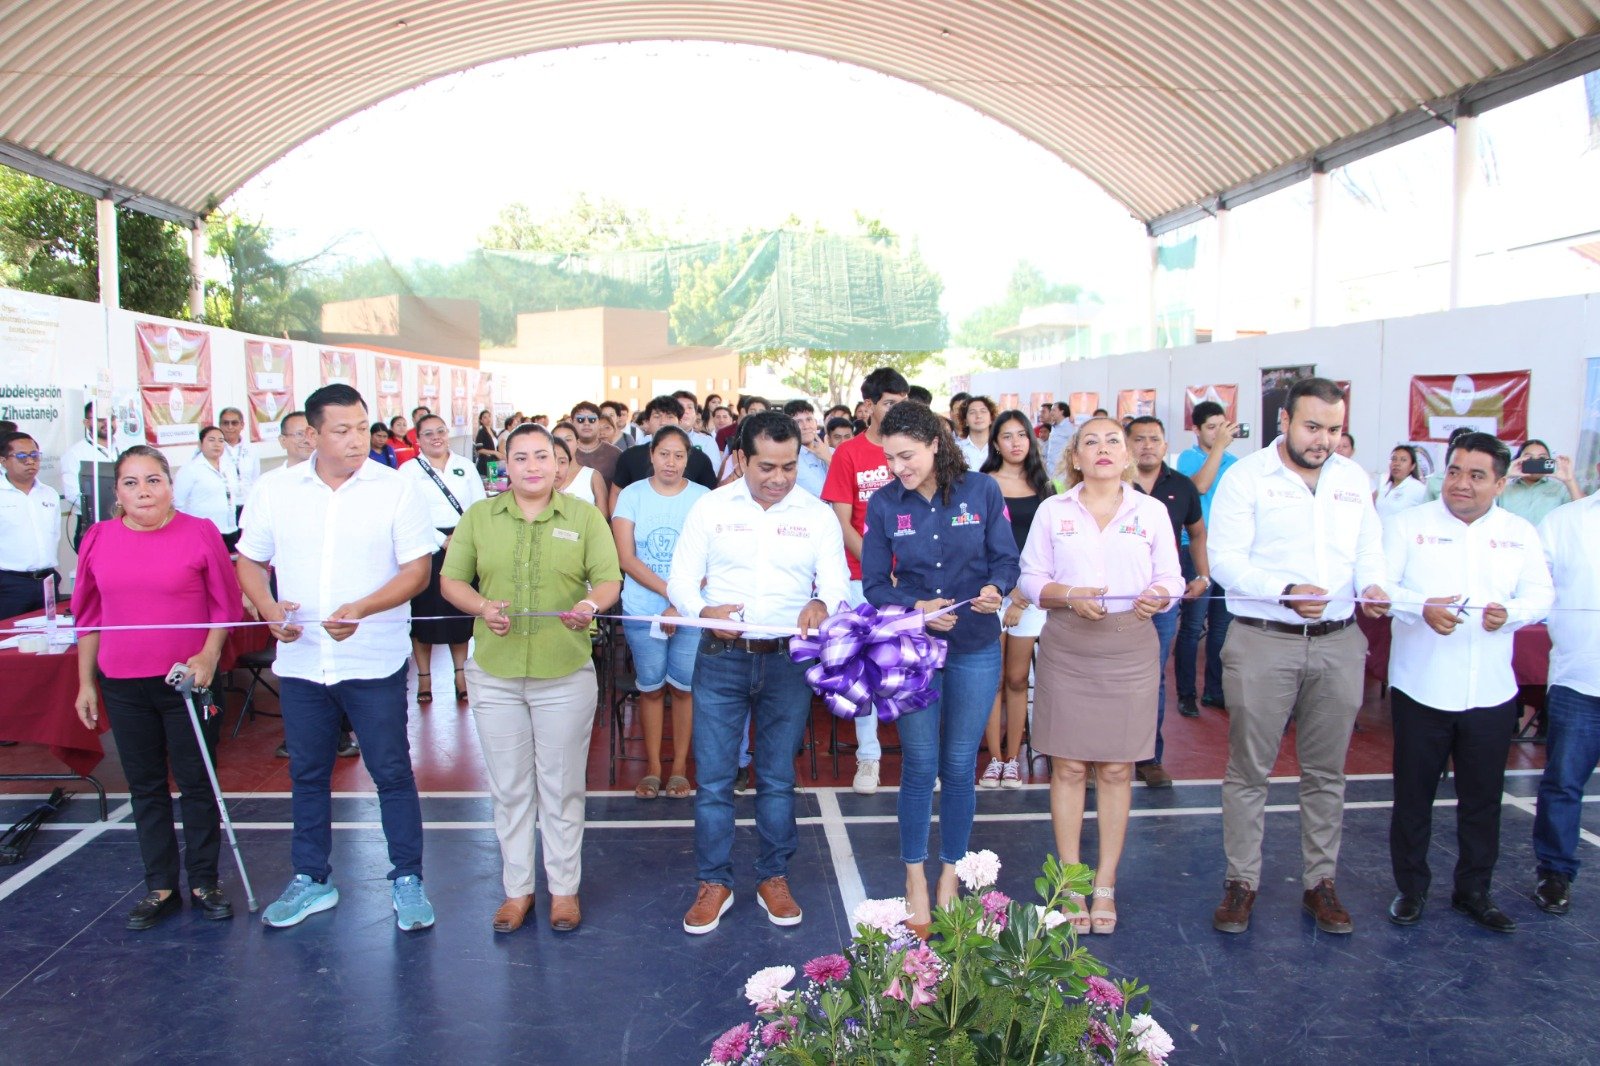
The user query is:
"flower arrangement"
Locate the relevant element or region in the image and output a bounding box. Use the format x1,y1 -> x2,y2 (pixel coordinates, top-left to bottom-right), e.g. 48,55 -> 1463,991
702,852 -> 1173,1065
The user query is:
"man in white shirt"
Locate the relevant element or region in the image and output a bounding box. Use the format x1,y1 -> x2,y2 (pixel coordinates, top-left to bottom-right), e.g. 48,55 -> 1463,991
1208,377 -> 1390,936
60,401 -> 116,550
0,431 -> 62,618
237,384 -> 435,932
216,407 -> 260,522
669,411 -> 849,936
1382,433 -> 1552,932
1531,463 -> 1600,916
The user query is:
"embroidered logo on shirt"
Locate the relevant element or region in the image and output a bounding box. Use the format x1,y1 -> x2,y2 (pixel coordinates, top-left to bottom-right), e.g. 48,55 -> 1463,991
949,502 -> 982,527
894,514 -> 916,537
775,524 -> 809,537
715,522 -> 755,535
1416,534 -> 1454,545
1057,518 -> 1077,535
1117,517 -> 1148,539
1489,538 -> 1523,550
1333,490 -> 1363,504
552,528 -> 579,541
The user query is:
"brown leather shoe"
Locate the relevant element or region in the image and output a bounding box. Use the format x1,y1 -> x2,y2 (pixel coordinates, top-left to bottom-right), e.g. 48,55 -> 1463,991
549,894 -> 581,932
1136,763 -> 1173,788
1212,879 -> 1257,933
756,876 -> 803,927
1302,878 -> 1354,934
492,895 -> 533,934
684,882 -> 734,935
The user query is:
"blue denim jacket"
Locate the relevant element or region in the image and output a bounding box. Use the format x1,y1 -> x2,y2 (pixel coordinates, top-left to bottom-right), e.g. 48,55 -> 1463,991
861,472 -> 1021,654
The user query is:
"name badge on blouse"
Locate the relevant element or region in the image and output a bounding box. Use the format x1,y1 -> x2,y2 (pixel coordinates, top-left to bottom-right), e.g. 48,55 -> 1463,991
553,528 -> 579,542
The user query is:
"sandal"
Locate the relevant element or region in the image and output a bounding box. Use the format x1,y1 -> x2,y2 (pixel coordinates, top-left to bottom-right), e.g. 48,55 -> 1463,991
665,775 -> 692,799
416,670 -> 432,705
634,775 -> 661,800
454,666 -> 467,702
1065,892 -> 1092,934
1089,886 -> 1117,934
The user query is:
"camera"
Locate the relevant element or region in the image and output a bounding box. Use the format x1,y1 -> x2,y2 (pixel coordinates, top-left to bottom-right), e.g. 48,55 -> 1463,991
1233,423 -> 1251,439
1522,456 -> 1556,475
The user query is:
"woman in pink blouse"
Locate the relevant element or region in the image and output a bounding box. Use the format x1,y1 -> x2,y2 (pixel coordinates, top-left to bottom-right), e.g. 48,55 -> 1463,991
73,446 -> 243,931
1018,416 -> 1183,934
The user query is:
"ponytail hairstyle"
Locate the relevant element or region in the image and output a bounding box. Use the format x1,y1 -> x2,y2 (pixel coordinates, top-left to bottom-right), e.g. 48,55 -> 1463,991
879,398 -> 967,505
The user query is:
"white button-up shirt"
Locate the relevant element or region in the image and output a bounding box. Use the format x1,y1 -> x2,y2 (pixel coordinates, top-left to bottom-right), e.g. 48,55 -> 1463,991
1539,493 -> 1600,697
1375,476 -> 1429,526
1209,441 -> 1387,623
0,475 -> 61,572
237,457 -> 435,683
172,456 -> 240,535
401,452 -> 487,549
668,477 -> 851,638
59,436 -> 115,515
1383,499 -> 1553,711
221,439 -> 260,503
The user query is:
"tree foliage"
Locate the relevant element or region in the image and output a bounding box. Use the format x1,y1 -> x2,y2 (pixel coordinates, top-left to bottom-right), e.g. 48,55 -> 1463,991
954,261 -> 1091,369
479,194 -> 673,253
204,213 -> 323,336
0,167 -> 191,317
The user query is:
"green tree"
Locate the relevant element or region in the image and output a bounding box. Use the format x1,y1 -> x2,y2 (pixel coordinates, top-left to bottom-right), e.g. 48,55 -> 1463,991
479,193 -> 673,252
0,167 -> 191,316
204,213 -> 323,336
955,262 -> 1092,369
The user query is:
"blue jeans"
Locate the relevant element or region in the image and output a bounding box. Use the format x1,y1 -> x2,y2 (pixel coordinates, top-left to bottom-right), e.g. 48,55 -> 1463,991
1143,607 -> 1179,766
622,620 -> 698,692
1176,566 -> 1232,702
692,641 -> 814,886
896,643 -> 1003,865
1533,685 -> 1600,880
281,666 -> 423,882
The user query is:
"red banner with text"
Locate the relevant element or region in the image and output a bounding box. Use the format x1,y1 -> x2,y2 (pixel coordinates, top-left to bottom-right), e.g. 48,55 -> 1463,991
245,339 -> 294,441
1408,371 -> 1530,443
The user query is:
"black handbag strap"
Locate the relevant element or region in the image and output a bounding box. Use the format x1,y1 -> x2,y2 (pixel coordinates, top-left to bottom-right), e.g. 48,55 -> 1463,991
415,456 -> 465,515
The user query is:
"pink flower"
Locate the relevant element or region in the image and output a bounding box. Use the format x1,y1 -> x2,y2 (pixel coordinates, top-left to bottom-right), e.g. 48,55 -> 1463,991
803,953 -> 851,984
883,945 -> 942,1009
981,890 -> 1011,931
1085,975 -> 1124,1010
710,1022 -> 751,1063
884,974 -> 938,1008
760,1018 -> 797,1047
1087,1019 -> 1116,1050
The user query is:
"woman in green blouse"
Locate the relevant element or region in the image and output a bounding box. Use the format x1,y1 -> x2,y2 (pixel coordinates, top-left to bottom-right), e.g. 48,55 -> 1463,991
441,423 -> 621,935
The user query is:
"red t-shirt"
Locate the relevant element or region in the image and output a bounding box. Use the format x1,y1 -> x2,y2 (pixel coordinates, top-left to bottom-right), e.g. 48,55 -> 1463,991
820,434 -> 894,580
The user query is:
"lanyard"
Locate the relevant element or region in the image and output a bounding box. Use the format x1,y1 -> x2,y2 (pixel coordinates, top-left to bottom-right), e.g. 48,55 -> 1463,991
415,455 -> 464,515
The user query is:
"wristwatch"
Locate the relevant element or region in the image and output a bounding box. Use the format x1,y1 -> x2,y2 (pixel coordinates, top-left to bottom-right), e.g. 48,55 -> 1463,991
1280,582 -> 1297,608
1195,575 -> 1212,588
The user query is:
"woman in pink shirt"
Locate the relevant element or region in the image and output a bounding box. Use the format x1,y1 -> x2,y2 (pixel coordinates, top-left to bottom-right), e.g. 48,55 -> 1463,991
73,446 -> 243,931
1018,416 -> 1182,934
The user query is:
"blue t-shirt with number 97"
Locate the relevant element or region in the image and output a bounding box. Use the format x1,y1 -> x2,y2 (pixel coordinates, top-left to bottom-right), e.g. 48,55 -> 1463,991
613,479 -> 709,616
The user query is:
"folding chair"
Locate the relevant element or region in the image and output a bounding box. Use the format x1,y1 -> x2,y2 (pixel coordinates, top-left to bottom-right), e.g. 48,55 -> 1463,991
228,645 -> 281,739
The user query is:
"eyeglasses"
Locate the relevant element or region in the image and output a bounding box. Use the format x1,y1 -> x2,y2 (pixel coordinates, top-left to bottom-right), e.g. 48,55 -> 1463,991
572,414 -> 598,423
5,451 -> 42,461
283,432 -> 310,441
420,428 -> 450,438
220,419 -> 243,427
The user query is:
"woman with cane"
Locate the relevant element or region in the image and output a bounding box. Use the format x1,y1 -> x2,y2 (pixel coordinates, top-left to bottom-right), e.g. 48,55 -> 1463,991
73,445 -> 243,929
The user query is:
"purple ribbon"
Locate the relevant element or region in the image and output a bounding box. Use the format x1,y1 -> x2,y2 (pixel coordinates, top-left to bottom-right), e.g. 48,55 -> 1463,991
789,602 -> 948,722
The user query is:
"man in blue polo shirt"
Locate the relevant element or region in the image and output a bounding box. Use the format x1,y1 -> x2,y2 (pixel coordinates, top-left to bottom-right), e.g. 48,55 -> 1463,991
1174,401 -> 1238,717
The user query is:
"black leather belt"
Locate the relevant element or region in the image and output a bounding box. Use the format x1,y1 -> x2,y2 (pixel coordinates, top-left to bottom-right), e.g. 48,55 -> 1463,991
1,567 -> 58,582
1235,615 -> 1356,638
706,636 -> 790,654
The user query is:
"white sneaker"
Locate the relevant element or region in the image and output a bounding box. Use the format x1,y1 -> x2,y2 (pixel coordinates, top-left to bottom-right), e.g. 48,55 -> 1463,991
853,758 -> 880,795
1001,759 -> 1023,789
979,758 -> 1004,789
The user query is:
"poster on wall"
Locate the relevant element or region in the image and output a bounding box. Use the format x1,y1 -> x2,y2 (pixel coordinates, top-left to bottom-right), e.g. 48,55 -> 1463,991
418,365 -> 441,410
1027,391 -> 1053,419
0,292 -> 67,467
245,340 -> 294,442
1407,370 -> 1530,443
136,322 -> 211,386
374,356 -> 404,423
320,347 -> 359,388
450,368 -> 469,429
1574,358 -> 1600,497
473,371 -> 494,421
142,384 -> 212,446
1068,392 -> 1099,425
998,392 -> 1021,412
1182,384 -> 1238,429
1116,389 -> 1157,419
1259,365 -> 1315,441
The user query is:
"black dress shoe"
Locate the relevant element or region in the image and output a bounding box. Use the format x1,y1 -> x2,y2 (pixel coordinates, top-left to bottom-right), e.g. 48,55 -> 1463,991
1452,891 -> 1516,933
126,890 -> 181,931
190,884 -> 234,921
1387,893 -> 1426,925
1533,873 -> 1571,915
1178,696 -> 1200,718
1201,696 -> 1228,712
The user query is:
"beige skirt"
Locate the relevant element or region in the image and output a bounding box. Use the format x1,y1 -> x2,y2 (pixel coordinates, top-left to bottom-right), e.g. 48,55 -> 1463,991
1031,608 -> 1159,763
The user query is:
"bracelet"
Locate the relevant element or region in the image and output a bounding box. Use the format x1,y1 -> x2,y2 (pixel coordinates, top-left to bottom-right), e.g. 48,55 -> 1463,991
577,599 -> 601,614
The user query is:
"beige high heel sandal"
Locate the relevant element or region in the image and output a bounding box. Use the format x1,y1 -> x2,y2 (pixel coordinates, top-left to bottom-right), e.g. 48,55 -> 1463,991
1089,886 -> 1117,934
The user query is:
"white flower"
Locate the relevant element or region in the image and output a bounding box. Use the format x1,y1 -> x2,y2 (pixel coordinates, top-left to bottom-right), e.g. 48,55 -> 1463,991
1130,1013 -> 1175,1063
953,849 -> 1002,892
743,965 -> 796,1011
851,896 -> 912,935
1034,906 -> 1068,931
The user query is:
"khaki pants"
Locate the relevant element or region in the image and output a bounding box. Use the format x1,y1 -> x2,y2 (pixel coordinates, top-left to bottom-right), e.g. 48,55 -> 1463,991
466,660 -> 597,897
1220,621 -> 1367,889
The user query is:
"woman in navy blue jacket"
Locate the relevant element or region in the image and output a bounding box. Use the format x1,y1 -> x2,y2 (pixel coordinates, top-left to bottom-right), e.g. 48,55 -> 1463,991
862,400 -> 1020,935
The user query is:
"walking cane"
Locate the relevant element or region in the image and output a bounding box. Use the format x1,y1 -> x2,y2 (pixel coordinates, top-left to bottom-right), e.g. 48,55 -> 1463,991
167,663 -> 259,913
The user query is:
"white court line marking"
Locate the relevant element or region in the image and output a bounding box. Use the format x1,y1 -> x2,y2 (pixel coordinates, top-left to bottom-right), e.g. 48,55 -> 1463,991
0,802 -> 133,904
815,790 -> 867,915
1504,794 -> 1600,851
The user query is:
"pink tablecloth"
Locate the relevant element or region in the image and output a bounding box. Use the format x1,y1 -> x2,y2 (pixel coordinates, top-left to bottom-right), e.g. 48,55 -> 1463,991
0,614 -> 107,775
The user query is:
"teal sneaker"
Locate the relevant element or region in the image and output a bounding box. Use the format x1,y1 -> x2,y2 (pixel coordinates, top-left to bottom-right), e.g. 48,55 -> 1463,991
262,874 -> 338,928
392,875 -> 435,931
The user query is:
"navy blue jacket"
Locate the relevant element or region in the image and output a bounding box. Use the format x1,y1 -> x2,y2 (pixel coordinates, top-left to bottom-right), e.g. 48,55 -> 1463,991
861,472 -> 1021,654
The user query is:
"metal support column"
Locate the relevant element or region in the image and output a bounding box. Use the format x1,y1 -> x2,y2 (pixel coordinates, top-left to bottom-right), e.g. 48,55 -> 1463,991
1308,169 -> 1328,327
1212,208 -> 1233,342
95,198 -> 119,309
1448,112 -> 1478,309
189,222 -> 205,320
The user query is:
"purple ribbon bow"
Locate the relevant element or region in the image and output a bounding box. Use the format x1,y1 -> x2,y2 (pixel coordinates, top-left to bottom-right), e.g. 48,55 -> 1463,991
789,602 -> 948,722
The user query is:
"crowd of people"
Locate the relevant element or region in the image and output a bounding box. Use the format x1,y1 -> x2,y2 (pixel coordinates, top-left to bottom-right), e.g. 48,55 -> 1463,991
0,367 -> 1595,946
